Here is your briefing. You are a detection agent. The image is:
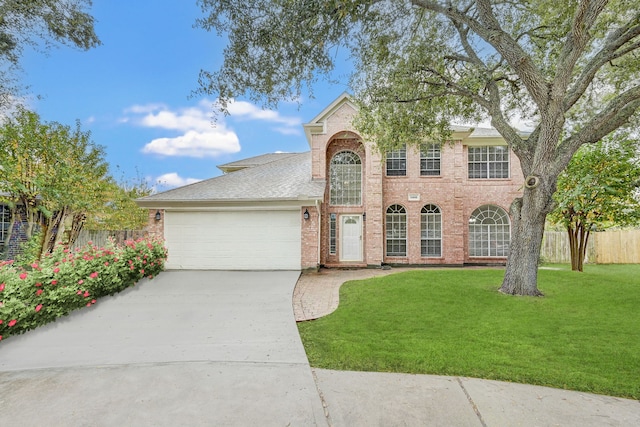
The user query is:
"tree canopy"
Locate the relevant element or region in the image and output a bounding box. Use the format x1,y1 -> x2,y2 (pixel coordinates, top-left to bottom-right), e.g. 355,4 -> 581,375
197,0 -> 640,295
0,108 -> 149,259
549,132 -> 640,271
0,0 -> 100,108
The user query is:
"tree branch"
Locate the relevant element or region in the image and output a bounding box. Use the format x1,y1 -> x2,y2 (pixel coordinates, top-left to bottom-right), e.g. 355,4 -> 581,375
555,85 -> 640,174
565,13 -> 640,111
411,0 -> 550,109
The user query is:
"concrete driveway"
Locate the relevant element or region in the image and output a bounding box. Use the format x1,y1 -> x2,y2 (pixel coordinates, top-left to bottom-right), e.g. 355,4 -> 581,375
0,270 -> 326,426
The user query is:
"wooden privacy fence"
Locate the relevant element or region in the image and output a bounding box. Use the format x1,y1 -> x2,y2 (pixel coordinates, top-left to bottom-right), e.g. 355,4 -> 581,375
541,230 -> 640,264
71,229 -> 147,251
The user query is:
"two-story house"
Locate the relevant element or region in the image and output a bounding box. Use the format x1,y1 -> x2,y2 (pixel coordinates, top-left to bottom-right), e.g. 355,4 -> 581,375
137,93 -> 524,270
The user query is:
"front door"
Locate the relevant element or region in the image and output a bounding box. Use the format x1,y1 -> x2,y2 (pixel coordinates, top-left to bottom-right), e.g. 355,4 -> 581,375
340,215 -> 363,261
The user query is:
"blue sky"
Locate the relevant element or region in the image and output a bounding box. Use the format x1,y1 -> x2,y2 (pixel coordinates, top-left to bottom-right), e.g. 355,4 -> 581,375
20,1 -> 352,191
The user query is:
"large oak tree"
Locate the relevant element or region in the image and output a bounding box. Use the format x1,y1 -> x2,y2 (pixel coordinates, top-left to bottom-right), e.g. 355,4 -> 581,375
196,0 -> 640,295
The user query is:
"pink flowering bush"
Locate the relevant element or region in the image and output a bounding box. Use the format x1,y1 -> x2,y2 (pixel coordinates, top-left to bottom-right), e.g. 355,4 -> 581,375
0,237 -> 167,342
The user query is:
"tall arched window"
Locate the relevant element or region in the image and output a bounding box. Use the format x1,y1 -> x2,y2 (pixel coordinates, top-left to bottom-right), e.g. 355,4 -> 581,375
386,204 -> 407,256
329,151 -> 362,205
421,204 -> 442,257
468,205 -> 510,257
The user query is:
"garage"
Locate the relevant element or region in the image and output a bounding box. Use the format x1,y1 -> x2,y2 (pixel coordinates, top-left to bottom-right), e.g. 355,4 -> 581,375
164,209 -> 302,270
136,152 -> 325,271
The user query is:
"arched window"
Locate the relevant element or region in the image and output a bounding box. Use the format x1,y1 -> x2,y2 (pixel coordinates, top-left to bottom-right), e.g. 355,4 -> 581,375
468,205 -> 510,257
329,151 -> 362,205
421,204 -> 442,257
386,204 -> 407,256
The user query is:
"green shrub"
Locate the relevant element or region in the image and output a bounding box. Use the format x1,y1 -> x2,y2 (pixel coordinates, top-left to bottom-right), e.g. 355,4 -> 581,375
0,237 -> 167,341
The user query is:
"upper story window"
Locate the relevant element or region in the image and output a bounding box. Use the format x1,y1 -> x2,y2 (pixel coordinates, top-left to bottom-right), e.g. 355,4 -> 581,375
420,143 -> 441,176
468,146 -> 510,179
0,204 -> 11,249
385,204 -> 407,257
386,145 -> 406,176
468,205 -> 510,257
329,151 -> 362,206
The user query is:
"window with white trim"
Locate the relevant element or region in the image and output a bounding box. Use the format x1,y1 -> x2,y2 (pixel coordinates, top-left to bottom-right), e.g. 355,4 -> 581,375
329,213 -> 337,255
468,146 -> 510,179
421,204 -> 442,257
469,205 -> 510,257
386,145 -> 407,176
420,143 -> 441,176
330,151 -> 362,205
386,204 -> 407,256
0,204 -> 10,250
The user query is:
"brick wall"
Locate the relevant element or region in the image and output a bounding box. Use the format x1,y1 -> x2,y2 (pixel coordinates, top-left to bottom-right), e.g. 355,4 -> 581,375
300,206 -> 320,270
146,209 -> 164,240
306,98 -> 524,268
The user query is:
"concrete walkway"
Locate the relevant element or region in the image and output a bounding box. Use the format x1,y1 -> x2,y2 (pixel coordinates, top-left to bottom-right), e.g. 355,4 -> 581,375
294,267 -> 640,427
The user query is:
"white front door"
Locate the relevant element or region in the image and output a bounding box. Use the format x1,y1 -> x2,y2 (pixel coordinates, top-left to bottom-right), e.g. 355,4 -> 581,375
340,215 -> 363,261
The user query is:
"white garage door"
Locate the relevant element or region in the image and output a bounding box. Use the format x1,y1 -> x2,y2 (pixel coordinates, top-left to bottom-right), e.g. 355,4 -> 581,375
164,210 -> 301,270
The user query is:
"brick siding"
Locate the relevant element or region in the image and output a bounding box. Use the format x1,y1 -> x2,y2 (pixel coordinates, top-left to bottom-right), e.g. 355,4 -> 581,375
307,100 -> 524,267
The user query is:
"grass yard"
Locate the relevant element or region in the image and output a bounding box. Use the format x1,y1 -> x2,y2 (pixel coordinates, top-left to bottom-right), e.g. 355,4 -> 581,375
297,265 -> 640,399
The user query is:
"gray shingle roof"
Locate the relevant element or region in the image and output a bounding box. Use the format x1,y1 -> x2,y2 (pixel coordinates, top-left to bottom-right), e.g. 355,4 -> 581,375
217,152 -> 299,173
138,152 -> 325,204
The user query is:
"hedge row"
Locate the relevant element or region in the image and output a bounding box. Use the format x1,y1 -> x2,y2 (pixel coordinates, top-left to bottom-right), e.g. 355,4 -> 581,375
0,237 -> 168,341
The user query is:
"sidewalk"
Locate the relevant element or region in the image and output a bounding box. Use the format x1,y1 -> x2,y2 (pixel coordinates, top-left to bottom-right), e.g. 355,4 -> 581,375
293,267 -> 403,321
293,267 -> 640,427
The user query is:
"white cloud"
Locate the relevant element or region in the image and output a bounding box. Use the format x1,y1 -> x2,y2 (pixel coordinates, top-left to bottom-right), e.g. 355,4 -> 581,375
126,101 -> 240,158
226,99 -> 302,132
125,103 -> 168,114
142,130 -> 240,158
155,172 -> 202,189
126,98 -> 302,158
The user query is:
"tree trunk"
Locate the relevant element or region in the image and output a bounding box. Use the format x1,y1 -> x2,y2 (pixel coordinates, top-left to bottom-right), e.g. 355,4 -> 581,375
499,182 -> 554,296
500,203 -> 546,296
568,223 -> 590,272
66,212 -> 86,247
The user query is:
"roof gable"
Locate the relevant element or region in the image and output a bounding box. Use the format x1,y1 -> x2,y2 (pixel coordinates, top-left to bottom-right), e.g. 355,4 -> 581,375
303,92 -> 357,146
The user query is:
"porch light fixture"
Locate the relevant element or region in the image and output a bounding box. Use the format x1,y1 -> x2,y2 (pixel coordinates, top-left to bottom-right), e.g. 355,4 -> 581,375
154,210 -> 162,221
363,212 -> 366,222
303,209 -> 310,220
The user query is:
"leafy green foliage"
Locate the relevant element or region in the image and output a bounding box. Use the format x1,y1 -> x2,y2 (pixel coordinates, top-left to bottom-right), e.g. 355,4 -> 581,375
0,237 -> 167,341
0,0 -> 100,108
298,267 -> 640,399
0,108 -> 146,256
14,231 -> 44,268
549,133 -> 640,270
84,174 -> 154,231
197,0 -> 640,294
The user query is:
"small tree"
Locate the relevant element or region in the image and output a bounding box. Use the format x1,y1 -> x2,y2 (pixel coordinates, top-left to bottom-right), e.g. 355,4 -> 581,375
83,175 -> 154,232
549,133 -> 640,271
0,108 -> 111,257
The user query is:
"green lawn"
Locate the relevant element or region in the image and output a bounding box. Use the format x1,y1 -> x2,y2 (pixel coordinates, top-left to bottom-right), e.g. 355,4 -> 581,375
297,265 -> 640,399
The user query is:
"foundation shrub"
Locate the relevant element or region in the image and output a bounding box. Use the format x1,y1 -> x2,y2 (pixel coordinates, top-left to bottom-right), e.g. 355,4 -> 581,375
0,237 -> 167,341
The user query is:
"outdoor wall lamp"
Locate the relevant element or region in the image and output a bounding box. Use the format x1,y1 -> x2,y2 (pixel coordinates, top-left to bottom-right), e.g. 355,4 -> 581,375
303,209 -> 310,220
154,210 -> 162,221
363,212 -> 366,222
